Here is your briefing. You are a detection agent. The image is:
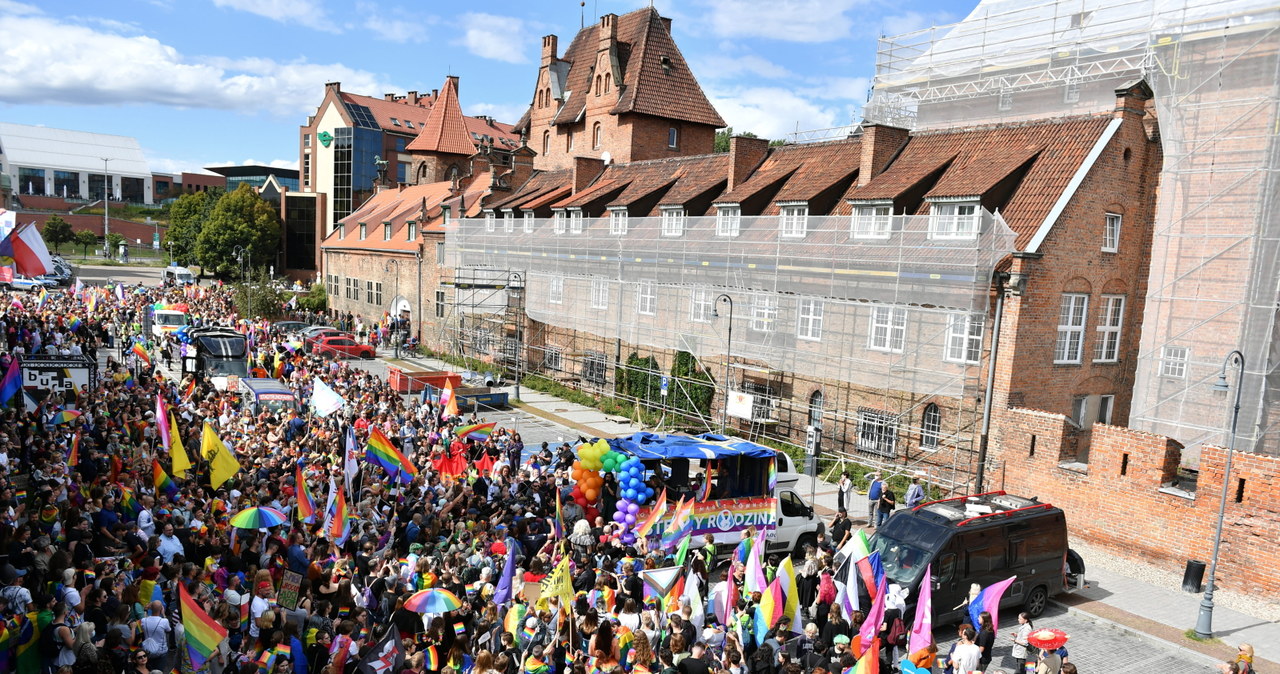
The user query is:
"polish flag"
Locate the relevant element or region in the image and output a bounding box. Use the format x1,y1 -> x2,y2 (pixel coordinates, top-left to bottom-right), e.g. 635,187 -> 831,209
0,222 -> 55,276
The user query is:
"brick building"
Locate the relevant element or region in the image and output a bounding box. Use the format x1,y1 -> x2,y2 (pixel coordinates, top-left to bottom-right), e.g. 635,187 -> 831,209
514,8 -> 725,171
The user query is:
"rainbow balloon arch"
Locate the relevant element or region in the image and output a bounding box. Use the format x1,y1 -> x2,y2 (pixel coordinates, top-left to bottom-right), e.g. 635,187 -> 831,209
570,439 -> 658,545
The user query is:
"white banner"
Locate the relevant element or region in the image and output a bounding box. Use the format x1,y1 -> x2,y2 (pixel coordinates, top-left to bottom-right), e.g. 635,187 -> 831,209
726,390 -> 755,420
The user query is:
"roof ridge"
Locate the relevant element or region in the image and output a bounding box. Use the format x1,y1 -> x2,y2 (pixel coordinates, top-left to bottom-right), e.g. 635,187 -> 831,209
911,112 -> 1111,137
406,77 -> 476,155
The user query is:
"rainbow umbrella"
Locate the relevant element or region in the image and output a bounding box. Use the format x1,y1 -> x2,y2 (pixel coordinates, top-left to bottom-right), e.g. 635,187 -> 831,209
49,410 -> 83,425
403,588 -> 464,614
228,506 -> 288,529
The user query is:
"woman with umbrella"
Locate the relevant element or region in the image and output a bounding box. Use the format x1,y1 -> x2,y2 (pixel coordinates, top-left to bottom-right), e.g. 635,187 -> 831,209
1026,627 -> 1069,674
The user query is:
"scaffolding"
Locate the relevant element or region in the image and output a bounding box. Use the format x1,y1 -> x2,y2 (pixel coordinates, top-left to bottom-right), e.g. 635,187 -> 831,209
446,211 -> 1015,485
866,0 -> 1280,460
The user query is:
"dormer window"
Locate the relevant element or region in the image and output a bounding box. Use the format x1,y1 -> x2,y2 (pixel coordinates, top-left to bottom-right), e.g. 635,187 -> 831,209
661,207 -> 685,237
406,220 -> 417,241
504,210 -> 515,233
406,121 -> 414,128
569,209 -> 584,234
553,210 -> 566,234
779,203 -> 809,239
716,205 -> 741,237
485,211 -> 496,232
522,210 -> 534,233
442,205 -> 451,226
928,200 -> 980,240
383,222 -> 392,240
851,202 -> 893,239
391,118 -> 401,126
609,208 -> 628,235
359,223 -> 367,240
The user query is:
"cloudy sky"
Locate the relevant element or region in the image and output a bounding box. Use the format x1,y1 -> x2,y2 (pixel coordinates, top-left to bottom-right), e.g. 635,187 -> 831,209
0,0 -> 962,175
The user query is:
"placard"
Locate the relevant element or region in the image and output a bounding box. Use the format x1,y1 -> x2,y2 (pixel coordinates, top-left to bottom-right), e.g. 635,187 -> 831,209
521,581 -> 540,605
277,571 -> 303,610
726,391 -> 755,420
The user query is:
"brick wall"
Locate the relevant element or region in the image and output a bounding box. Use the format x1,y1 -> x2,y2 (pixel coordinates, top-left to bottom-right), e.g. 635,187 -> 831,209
323,246 -> 443,340
28,212 -> 164,244
995,407 -> 1280,597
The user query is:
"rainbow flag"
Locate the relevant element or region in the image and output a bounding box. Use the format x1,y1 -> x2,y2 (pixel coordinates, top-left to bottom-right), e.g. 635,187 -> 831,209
364,426 -> 417,483
700,462 -> 715,501
852,638 -> 879,674
634,488 -> 668,538
131,342 -> 151,368
180,582 -> 227,669
0,357 -> 21,407
256,649 -> 276,674
422,646 -> 440,671
452,621 -> 465,636
552,490 -> 564,539
454,421 -> 496,441
767,456 -> 778,492
68,317 -> 82,333
35,288 -> 48,311
66,431 -> 81,466
117,484 -> 142,520
465,581 -> 482,597
274,643 -> 292,660
504,604 -> 526,637
523,655 -> 550,674
661,497 -> 696,550
152,459 -> 179,498
296,462 -> 317,523
327,480 -> 351,545
183,379 -> 197,401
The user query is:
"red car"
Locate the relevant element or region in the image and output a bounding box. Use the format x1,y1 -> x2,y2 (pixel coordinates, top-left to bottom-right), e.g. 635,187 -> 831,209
313,335 -> 376,359
303,329 -> 351,352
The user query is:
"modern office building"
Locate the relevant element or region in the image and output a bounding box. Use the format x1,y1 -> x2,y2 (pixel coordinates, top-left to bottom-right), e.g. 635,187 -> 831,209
207,165 -> 299,192
0,122 -> 154,204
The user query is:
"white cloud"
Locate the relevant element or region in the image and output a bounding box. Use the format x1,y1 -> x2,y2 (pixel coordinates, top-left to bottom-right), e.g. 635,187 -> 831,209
0,5 -> 400,116
238,158 -> 300,170
709,86 -> 849,140
465,101 -> 528,126
457,13 -> 531,64
695,53 -> 794,81
696,0 -> 866,42
210,0 -> 339,34
357,2 -> 437,43
880,10 -> 957,37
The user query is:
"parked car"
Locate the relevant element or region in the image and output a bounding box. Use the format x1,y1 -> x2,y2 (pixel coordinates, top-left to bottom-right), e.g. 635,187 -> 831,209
272,320 -> 311,335
313,335 -> 376,359
302,329 -> 351,352
1,274 -> 55,291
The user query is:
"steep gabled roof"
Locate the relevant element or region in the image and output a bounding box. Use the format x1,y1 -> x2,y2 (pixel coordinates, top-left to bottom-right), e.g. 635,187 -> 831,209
485,169 -> 573,212
718,140 -> 861,214
407,77 -> 477,156
550,7 -> 724,129
340,92 -> 433,133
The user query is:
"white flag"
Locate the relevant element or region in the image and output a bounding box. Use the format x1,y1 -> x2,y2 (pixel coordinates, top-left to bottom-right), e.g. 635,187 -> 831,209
310,379 -> 346,417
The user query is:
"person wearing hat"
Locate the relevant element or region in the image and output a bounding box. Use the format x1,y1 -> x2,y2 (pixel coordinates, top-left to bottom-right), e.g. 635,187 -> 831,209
249,580 -> 278,644
0,563 -> 31,614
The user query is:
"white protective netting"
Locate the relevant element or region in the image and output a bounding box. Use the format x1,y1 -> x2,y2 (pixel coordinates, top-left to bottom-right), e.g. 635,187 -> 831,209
866,0 -> 1280,459
448,212 -> 1016,400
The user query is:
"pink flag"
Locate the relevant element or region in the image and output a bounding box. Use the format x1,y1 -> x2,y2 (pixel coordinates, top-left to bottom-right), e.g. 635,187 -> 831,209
908,564 -> 933,656
157,393 -> 171,452
859,577 -> 887,644
744,530 -> 768,594
969,575 -> 1018,631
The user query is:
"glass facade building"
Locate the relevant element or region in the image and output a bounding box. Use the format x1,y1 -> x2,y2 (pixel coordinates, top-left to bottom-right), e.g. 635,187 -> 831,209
331,119 -> 381,229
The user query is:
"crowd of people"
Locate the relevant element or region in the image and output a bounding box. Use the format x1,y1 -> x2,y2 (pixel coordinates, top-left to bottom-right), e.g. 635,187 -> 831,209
7,276 -> 1238,674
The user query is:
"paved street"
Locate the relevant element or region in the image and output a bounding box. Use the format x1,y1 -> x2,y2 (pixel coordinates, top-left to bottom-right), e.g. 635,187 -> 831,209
74,263 -> 162,286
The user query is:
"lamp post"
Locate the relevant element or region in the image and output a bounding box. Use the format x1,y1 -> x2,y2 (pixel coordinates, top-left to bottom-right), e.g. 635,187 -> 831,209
1194,349 -> 1245,640
385,259 -> 400,358
101,158 -> 111,256
232,245 -> 246,281
510,272 -> 524,402
713,293 -> 734,433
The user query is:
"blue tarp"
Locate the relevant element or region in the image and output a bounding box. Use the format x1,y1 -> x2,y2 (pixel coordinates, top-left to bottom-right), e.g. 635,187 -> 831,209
606,432 -> 776,460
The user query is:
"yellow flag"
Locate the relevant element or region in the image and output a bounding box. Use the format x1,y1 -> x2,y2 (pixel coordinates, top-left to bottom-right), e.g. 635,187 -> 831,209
202,423 -> 241,489
536,556 -> 575,614
170,413 -> 191,477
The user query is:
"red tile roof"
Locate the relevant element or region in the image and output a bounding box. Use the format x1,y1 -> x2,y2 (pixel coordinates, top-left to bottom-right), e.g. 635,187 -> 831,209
718,139 -> 862,214
407,76 -> 475,155
551,7 -> 724,129
485,169 -> 573,212
520,185 -> 573,211
839,115 -> 1114,247
322,181 -> 456,252
341,92 -> 433,134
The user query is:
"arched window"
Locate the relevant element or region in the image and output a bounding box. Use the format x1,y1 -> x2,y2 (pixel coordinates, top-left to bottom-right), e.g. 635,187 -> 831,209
605,73 -> 612,92
595,75 -> 601,95
545,88 -> 551,106
808,390 -> 824,429
921,403 -> 941,449
537,90 -> 543,108
566,131 -> 573,152
542,131 -> 550,156
592,122 -> 602,150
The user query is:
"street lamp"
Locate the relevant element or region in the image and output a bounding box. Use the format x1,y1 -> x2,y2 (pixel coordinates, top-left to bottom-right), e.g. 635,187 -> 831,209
232,245 -> 246,280
712,293 -> 734,433
510,272 -> 524,402
1194,349 -> 1245,640
385,259 -> 400,358
101,158 -> 112,255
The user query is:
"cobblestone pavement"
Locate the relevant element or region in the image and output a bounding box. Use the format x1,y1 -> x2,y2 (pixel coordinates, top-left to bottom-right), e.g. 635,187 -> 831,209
931,604 -> 1219,673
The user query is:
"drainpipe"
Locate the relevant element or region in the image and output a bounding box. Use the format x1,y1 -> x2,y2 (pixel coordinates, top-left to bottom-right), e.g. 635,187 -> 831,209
975,271 -> 1009,493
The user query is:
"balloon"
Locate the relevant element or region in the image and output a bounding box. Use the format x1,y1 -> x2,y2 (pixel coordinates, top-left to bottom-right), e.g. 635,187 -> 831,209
622,489 -> 633,500
624,513 -> 636,525
585,488 -> 598,502
627,502 -> 639,514
613,510 -> 625,523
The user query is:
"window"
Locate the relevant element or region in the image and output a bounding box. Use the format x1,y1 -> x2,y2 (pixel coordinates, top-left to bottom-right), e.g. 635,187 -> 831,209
852,204 -> 892,239
565,131 -> 573,152
637,281 -> 656,316
406,121 -> 414,129
569,209 -> 584,234
365,280 -> 375,303
391,117 -> 401,126
868,306 -> 907,353
359,223 -> 367,240
780,204 -> 809,238
383,222 -> 392,240
442,206 -> 451,225
1094,295 -> 1125,362
1097,394 -> 1114,425
1054,294 -> 1089,363
522,211 -> 535,233
750,295 -> 777,332
609,209 -> 628,235
583,351 -> 608,384
945,312 -> 984,364
435,290 -> 445,317
929,202 -> 980,239
504,210 -> 515,233
921,403 -> 941,449
1161,345 -> 1189,378
998,91 -> 1013,112
485,212 -> 496,232
303,133 -> 311,147
544,346 -> 563,371
542,131 -> 550,155
857,408 -> 897,457
797,298 -> 824,341
302,154 -> 311,187
549,277 -> 564,304
668,127 -> 678,149
1064,81 -> 1081,104
591,279 -> 609,310
1103,213 -> 1122,252
604,73 -> 611,92
808,390 -> 824,430
593,122 -> 602,149
553,211 -> 566,234
689,289 -> 713,323
327,274 -> 338,296
594,75 -> 601,95
394,138 -> 406,152
716,205 -> 741,237
406,220 -> 417,241
661,208 -> 685,237
436,242 -> 445,265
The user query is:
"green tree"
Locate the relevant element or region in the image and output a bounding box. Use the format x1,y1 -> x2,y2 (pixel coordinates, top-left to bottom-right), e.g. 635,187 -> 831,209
105,233 -> 125,258
296,283 -> 328,312
42,216 -> 74,253
73,230 -> 98,259
714,127 -> 759,153
194,183 -> 281,279
669,351 -> 715,420
167,189 -> 219,266
234,268 -> 286,318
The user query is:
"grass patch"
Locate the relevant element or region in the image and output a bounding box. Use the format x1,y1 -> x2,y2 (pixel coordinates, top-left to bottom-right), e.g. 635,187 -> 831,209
521,374 -> 665,428
1182,629 -> 1221,644
67,258 -> 171,268
78,205 -> 170,225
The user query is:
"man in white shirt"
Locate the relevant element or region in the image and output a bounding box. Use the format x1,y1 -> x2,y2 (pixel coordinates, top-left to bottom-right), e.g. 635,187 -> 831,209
137,495 -> 156,538
949,627 -> 982,673
249,581 -> 275,641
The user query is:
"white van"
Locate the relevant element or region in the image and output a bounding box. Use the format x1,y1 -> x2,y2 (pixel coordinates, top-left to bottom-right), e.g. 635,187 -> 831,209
162,266 -> 195,286
151,309 -> 189,338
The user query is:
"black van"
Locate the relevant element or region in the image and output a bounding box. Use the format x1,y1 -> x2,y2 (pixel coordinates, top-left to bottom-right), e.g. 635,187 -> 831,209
866,491 -> 1082,623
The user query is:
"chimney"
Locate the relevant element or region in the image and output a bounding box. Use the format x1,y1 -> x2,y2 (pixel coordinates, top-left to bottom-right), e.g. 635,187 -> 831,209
728,135 -> 769,191
406,90 -> 418,105
599,14 -> 617,48
432,88 -> 439,100
508,149 -> 535,193
384,93 -> 396,101
858,123 -> 910,187
324,81 -> 341,94
1114,80 -> 1153,120
659,15 -> 673,34
541,35 -> 559,66
573,156 -> 605,194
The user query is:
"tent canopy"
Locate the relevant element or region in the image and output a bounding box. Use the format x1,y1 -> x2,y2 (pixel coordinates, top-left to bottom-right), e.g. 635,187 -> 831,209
606,432 -> 776,461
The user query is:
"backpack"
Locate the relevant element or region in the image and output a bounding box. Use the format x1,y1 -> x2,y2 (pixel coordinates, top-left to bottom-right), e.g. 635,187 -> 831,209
40,621 -> 66,660
886,617 -> 908,647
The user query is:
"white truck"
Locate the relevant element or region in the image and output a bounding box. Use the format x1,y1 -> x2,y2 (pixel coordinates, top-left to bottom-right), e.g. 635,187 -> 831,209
150,309 -> 189,339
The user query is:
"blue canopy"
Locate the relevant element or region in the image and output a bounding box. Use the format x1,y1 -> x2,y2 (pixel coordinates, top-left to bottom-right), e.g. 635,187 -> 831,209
606,432 -> 777,460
